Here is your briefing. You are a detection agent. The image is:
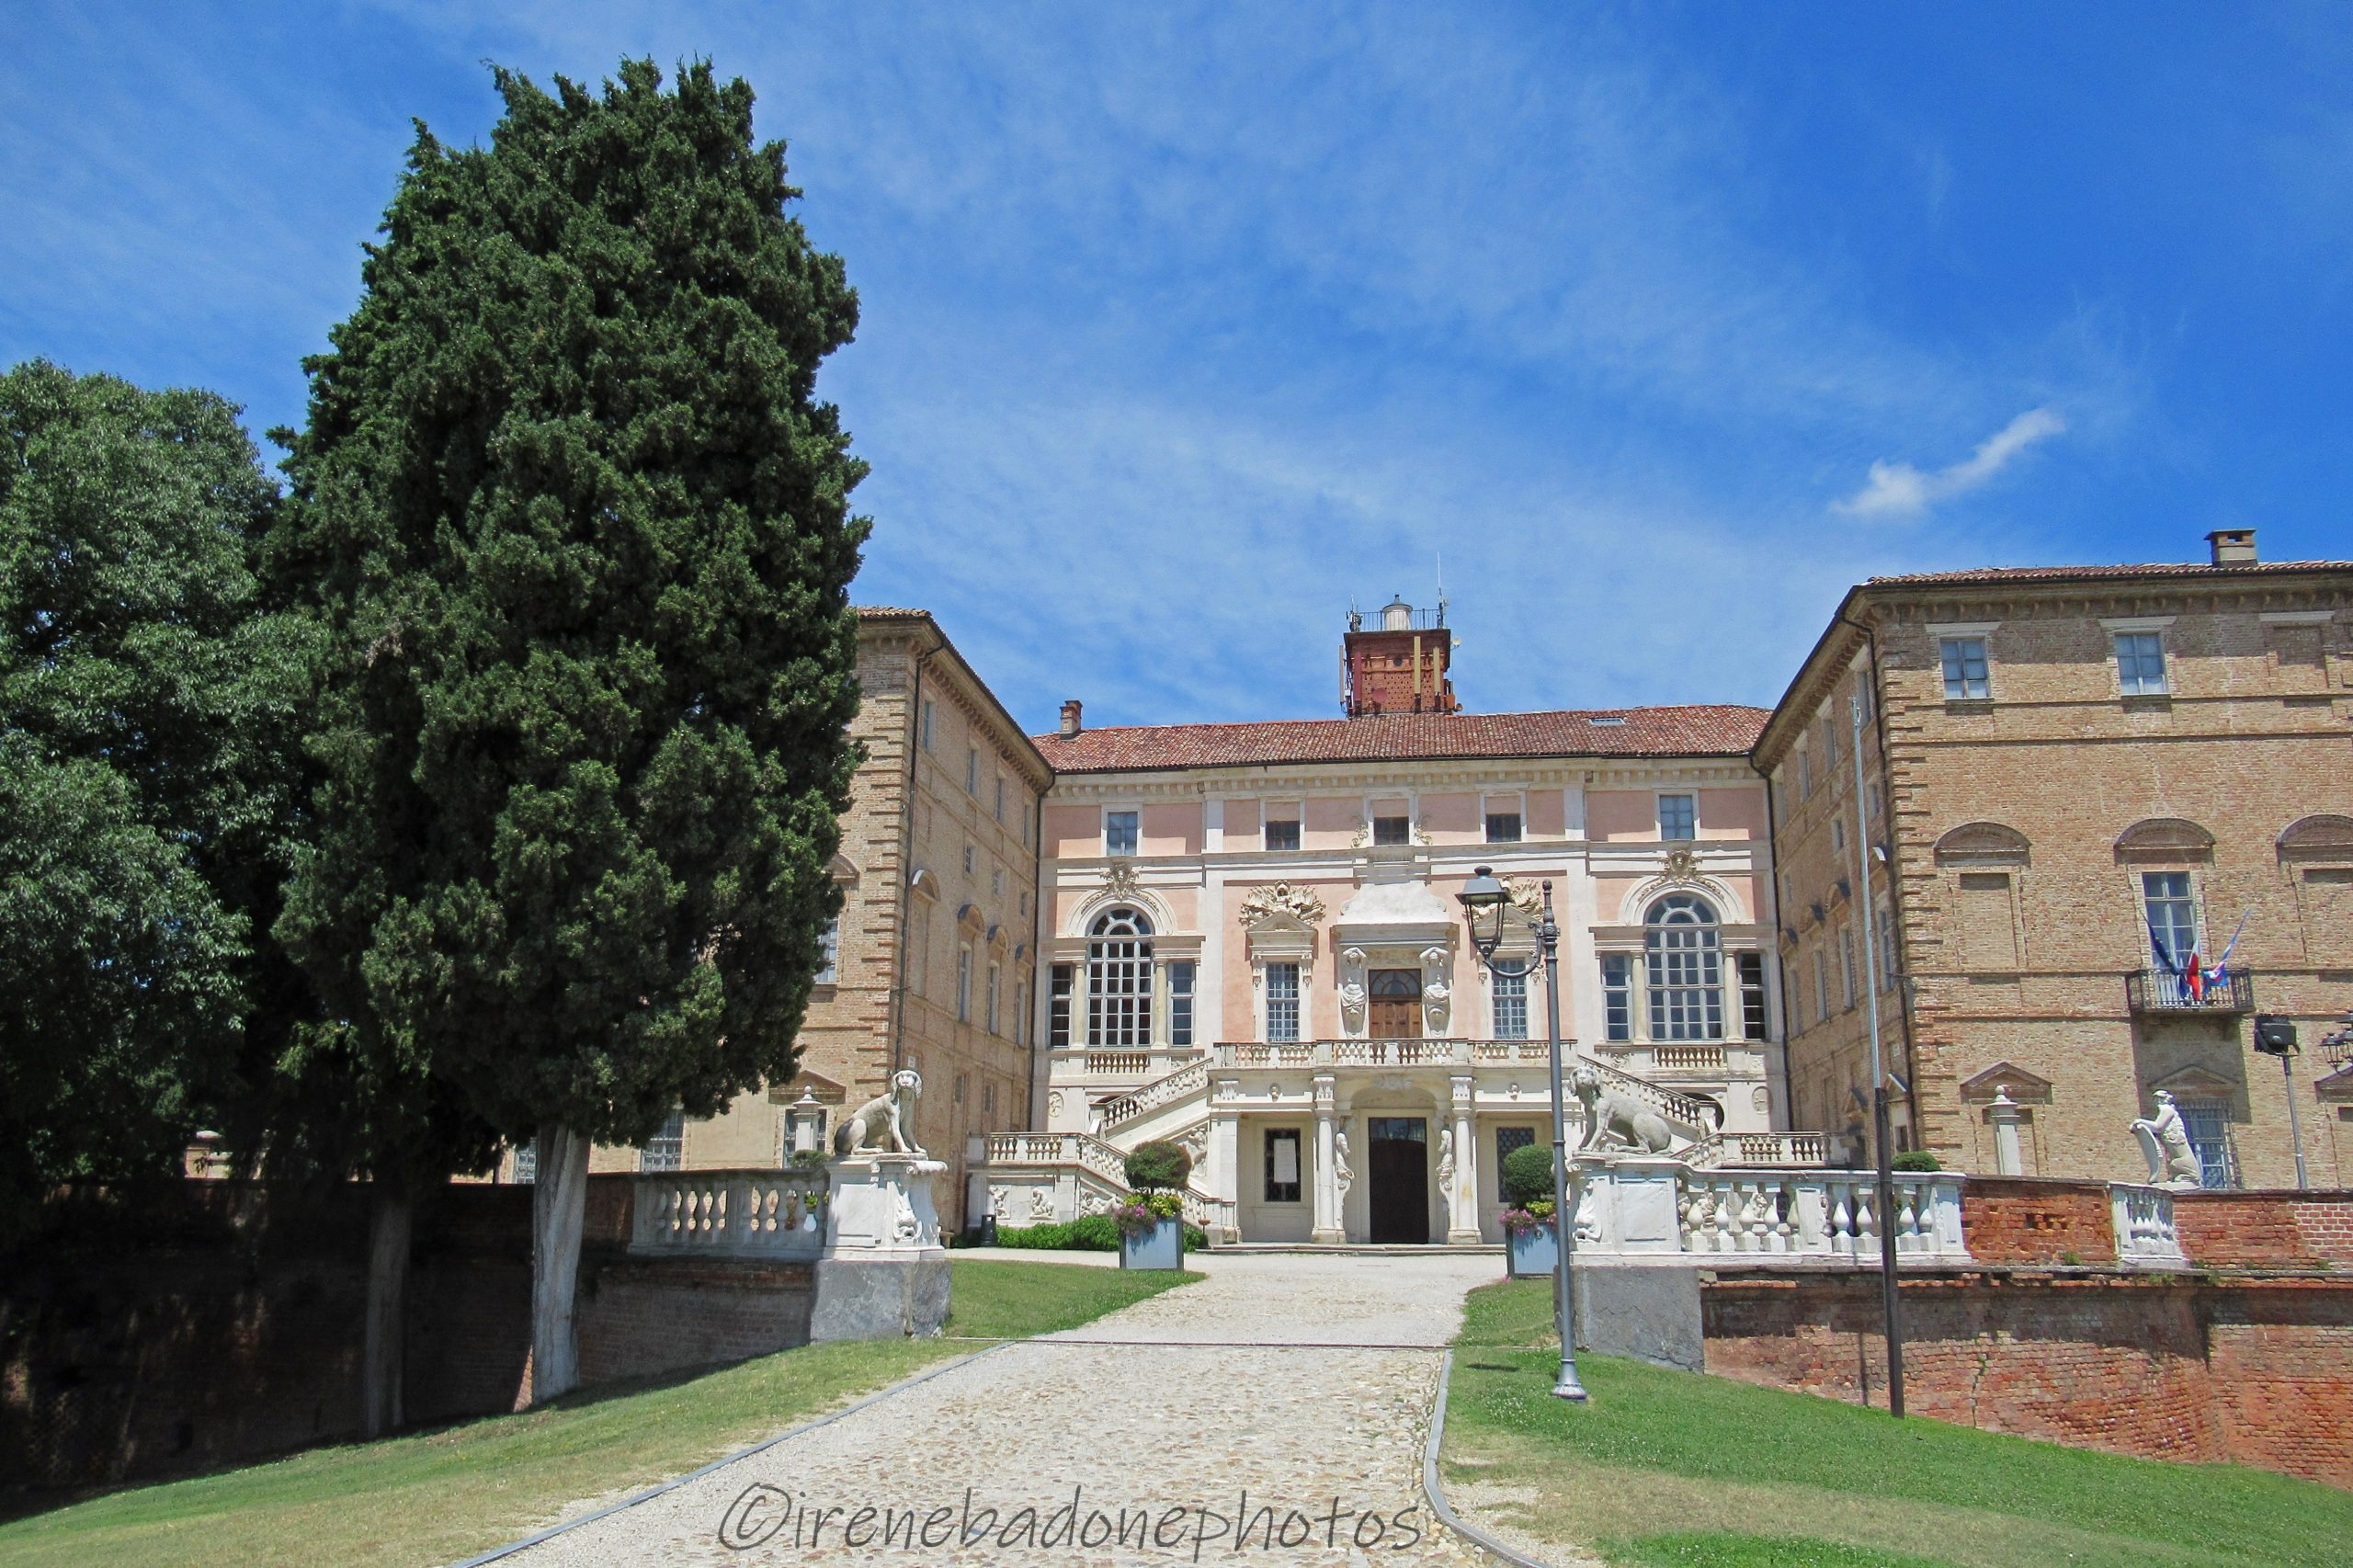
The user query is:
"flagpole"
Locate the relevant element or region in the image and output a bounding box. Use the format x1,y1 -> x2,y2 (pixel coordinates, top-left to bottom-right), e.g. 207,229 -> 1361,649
1852,690 -> 1904,1419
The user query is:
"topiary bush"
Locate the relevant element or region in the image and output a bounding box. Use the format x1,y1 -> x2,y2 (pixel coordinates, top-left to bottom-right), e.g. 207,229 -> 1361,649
1124,1140 -> 1193,1192
1892,1150 -> 1942,1172
1501,1142 -> 1557,1206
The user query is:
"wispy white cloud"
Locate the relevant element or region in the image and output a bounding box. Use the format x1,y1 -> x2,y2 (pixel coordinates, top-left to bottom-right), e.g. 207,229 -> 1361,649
1833,407 -> 2067,519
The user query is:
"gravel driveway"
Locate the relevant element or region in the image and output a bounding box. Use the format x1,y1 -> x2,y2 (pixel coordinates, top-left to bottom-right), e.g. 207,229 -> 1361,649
499,1251 -> 1502,1566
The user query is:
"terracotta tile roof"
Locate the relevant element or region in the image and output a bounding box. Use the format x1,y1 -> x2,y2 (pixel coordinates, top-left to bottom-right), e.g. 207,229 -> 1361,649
1867,561 -> 2349,587
853,605 -> 931,619
1033,705 -> 1771,774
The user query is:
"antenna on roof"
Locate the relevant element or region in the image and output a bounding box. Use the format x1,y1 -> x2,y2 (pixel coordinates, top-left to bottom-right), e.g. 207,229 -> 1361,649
1436,552 -> 1448,628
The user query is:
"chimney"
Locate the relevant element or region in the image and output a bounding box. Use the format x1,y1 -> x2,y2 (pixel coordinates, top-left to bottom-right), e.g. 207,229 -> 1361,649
2207,528 -> 2257,566
1059,699 -> 1083,737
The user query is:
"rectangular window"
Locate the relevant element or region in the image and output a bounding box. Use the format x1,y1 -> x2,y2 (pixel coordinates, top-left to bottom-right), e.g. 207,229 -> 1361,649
983,1081 -> 996,1119
1014,982 -> 1028,1046
1940,637 -> 1991,700
1265,962 -> 1302,1042
962,845 -> 976,878
814,916 -> 840,984
991,869 -> 1003,896
1048,963 -> 1073,1048
511,1140 -> 537,1185
1493,970 -> 1528,1040
1839,927 -> 1856,1009
1737,951 -> 1768,1040
985,961 -> 1000,1034
921,698 -> 936,751
2115,631 -> 2169,696
956,947 -> 972,1023
1797,747 -> 1813,799
1647,913 -> 1724,1042
965,746 -> 979,792
1813,949 -> 1829,1026
1875,903 -> 1898,991
994,776 -> 1005,821
1823,714 -> 1839,771
2143,870 -> 2200,1001
1495,1125 -> 1537,1173
2178,1101 -> 2237,1189
1265,817 -> 1301,851
1168,960 -> 1196,1048
1372,814 -> 1412,846
1265,1129 -> 1302,1203
1659,794 -> 1696,841
639,1110 -> 685,1173
1485,812 -> 1523,844
1600,954 -> 1632,1042
1105,810 -> 1139,857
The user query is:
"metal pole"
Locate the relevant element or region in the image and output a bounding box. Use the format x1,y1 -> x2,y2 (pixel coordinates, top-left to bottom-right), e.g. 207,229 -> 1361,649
1539,881 -> 1587,1402
2284,1052 -> 2310,1191
1852,693 -> 1905,1418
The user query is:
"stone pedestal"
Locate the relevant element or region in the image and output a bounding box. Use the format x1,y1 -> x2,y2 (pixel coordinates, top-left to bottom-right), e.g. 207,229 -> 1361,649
810,1154 -> 950,1342
1570,1154 -> 1686,1254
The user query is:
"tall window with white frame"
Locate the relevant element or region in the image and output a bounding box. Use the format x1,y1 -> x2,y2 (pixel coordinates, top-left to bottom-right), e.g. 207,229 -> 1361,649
965,746 -> 979,793
2115,631 -> 2169,696
921,698 -> 936,751
1264,962 -> 1302,1042
1086,907 -> 1154,1046
1600,954 -> 1632,1041
985,960 -> 1001,1035
2142,871 -> 2200,1004
1167,960 -> 1196,1048
1492,969 -> 1528,1040
1736,951 -> 1768,1040
1940,636 -> 1991,699
1659,793 -> 1696,841
1013,980 -> 1027,1045
1105,810 -> 1139,857
814,915 -> 839,984
956,945 -> 972,1023
1047,963 -> 1074,1048
1645,894 -> 1723,1040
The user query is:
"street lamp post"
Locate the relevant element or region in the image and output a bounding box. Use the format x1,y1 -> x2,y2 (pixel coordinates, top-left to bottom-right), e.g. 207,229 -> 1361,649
1459,866 -> 1586,1403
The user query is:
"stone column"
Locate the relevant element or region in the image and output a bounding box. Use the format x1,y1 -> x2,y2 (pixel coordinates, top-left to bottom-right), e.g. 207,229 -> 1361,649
1211,1091 -> 1242,1244
1989,1086 -> 2024,1176
1311,1073 -> 1343,1244
1448,1074 -> 1482,1244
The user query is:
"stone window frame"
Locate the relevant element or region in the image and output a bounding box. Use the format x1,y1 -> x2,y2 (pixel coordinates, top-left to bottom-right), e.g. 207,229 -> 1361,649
2100,615 -> 2177,700
1927,619 -> 1999,704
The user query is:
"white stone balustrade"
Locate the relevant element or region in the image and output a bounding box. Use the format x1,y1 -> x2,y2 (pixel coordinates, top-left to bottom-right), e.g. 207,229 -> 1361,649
1677,1131 -> 1832,1169
2110,1183 -> 2188,1266
1671,1169 -> 1966,1261
631,1171 -> 828,1258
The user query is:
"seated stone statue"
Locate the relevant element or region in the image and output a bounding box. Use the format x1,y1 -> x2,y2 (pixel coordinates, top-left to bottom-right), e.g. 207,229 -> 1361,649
833,1069 -> 928,1158
2130,1090 -> 2202,1189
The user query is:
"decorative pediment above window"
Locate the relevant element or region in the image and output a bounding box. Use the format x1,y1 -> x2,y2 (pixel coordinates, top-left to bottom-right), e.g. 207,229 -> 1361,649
2114,818 -> 2214,866
2316,1064 -> 2353,1105
1238,882 -> 1326,929
2279,814 -> 2353,865
827,852 -> 858,884
955,902 -> 986,937
1960,1062 -> 2053,1105
1934,821 -> 2031,869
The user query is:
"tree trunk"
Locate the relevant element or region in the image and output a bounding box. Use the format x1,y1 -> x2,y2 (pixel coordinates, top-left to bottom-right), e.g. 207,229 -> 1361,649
529,1124 -> 591,1404
362,1178 -> 412,1438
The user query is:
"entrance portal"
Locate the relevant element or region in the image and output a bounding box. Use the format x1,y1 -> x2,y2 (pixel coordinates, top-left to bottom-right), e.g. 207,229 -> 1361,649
1368,969 -> 1423,1039
1366,1116 -> 1429,1243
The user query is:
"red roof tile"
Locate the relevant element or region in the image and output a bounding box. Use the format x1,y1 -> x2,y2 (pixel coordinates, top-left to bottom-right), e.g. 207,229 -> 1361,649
1867,560 -> 2349,587
1033,705 -> 1770,774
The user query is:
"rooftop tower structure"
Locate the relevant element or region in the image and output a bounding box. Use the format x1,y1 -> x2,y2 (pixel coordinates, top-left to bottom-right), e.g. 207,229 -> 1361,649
1342,597 -> 1457,717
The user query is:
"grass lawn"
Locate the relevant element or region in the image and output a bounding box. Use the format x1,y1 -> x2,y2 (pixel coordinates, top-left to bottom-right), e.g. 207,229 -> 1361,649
1442,1278 -> 2353,1568
0,1258 -> 1188,1568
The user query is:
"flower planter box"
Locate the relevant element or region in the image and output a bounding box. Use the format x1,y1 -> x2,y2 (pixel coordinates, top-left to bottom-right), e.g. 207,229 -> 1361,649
1507,1224 -> 1558,1278
1120,1215 -> 1184,1270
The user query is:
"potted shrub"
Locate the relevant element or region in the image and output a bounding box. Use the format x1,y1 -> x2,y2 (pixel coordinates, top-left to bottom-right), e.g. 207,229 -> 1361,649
1120,1141 -> 1191,1269
1500,1142 -> 1560,1278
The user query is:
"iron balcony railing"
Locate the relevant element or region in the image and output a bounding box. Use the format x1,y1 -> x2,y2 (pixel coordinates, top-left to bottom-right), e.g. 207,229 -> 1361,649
2125,967 -> 2254,1016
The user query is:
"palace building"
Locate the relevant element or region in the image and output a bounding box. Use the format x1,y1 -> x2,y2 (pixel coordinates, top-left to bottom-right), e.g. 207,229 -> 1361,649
551,530 -> 2353,1241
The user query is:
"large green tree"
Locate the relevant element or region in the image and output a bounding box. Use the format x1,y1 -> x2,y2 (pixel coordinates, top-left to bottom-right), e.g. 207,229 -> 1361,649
273,59 -> 868,1400
0,361 -> 310,1244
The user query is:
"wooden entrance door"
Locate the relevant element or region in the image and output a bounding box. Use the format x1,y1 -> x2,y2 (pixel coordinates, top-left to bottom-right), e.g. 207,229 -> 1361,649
1367,1116 -> 1429,1243
1368,969 -> 1422,1039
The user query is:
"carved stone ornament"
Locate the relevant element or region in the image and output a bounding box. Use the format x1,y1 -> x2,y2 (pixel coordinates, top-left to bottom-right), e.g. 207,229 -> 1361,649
1506,880 -> 1544,920
1661,846 -> 1702,884
1239,881 -> 1327,927
1046,1090 -> 1066,1119
1100,861 -> 1143,902
1029,1187 -> 1057,1223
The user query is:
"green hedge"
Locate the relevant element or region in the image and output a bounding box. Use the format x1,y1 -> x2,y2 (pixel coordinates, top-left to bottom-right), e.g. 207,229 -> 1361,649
1892,1151 -> 1942,1172
1501,1142 -> 1557,1206
993,1216 -> 1208,1252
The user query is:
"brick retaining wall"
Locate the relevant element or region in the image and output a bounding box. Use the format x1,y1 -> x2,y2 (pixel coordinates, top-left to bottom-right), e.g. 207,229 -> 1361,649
1701,1270 -> 2353,1489
2172,1190 -> 2353,1268
1959,1177 -> 2118,1265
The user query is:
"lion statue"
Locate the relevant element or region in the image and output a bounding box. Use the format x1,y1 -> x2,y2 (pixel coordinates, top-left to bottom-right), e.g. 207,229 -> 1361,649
834,1068 -> 927,1157
1569,1063 -> 1721,1154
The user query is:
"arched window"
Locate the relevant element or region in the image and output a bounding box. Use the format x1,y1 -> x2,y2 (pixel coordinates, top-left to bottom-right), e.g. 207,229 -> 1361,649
1087,906 -> 1154,1047
1645,894 -> 1722,1041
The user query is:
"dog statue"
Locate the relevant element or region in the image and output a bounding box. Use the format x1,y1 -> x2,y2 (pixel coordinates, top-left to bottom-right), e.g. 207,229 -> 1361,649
1570,1062 -> 1720,1154
834,1068 -> 927,1157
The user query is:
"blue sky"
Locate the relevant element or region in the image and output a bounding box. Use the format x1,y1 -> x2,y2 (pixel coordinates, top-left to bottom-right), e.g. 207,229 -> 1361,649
5,4 -> 2348,731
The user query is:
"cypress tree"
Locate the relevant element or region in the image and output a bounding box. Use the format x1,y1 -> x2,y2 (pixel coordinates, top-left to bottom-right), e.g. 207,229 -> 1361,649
273,59 -> 867,1401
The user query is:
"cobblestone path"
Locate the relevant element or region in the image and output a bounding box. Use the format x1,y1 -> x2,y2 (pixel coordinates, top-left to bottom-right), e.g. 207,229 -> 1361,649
506,1252 -> 1506,1566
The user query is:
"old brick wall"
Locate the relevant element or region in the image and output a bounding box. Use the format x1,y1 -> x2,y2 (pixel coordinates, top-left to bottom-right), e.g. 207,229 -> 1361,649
2172,1190 -> 2353,1268
1701,1270 -> 2353,1488
2,1176 -> 813,1492
1960,1177 -> 2117,1264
